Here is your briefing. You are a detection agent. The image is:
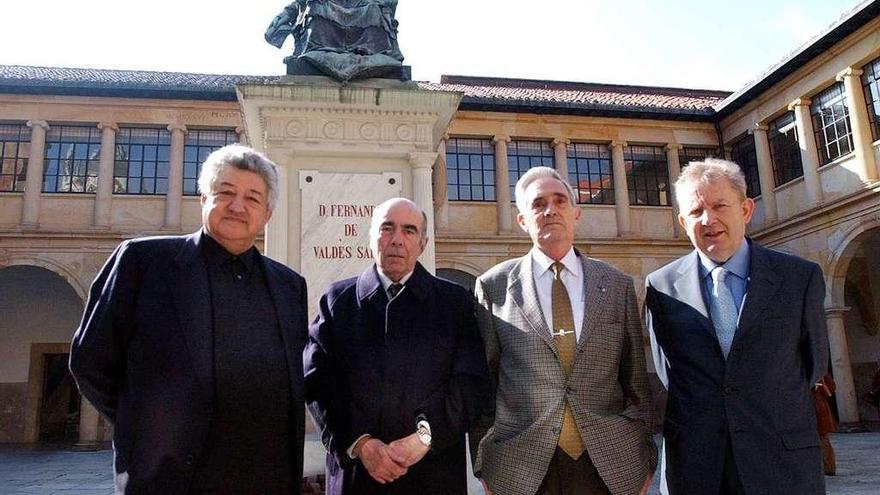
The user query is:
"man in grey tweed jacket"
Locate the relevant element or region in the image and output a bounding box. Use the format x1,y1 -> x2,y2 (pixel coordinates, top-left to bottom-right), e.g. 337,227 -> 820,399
471,167 -> 657,495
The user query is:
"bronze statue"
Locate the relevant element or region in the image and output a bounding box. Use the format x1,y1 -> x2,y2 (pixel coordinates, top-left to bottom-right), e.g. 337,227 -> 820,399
265,0 -> 408,81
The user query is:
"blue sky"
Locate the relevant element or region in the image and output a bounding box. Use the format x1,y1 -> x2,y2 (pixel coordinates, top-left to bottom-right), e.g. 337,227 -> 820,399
0,0 -> 863,91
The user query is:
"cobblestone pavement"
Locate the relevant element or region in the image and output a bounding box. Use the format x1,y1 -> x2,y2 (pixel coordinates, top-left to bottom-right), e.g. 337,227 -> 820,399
1,432 -> 876,494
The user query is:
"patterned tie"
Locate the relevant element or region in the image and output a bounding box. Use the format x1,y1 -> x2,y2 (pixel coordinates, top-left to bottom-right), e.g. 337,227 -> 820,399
551,262 -> 585,460
388,283 -> 403,299
709,267 -> 737,358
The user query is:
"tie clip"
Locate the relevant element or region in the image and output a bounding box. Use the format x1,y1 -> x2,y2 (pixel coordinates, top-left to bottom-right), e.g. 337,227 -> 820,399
552,329 -> 574,337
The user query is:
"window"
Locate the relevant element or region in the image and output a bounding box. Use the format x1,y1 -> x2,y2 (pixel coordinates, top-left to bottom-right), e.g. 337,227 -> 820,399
445,137 -> 494,201
507,140 -> 553,200
679,146 -> 719,168
811,82 -> 853,165
183,129 -> 238,195
863,57 -> 880,141
767,112 -> 803,186
43,125 -> 101,193
566,142 -> 613,204
624,144 -> 669,206
114,127 -> 171,195
0,124 -> 29,192
728,134 -> 761,198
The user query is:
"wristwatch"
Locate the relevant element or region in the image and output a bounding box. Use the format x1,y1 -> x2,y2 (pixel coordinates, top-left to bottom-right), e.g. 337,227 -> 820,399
417,419 -> 432,448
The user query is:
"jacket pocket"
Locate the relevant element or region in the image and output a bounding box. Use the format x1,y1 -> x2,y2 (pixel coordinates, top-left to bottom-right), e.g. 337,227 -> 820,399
780,428 -> 820,450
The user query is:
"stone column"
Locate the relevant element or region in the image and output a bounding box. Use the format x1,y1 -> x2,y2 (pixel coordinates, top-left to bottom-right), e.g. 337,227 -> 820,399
788,98 -> 823,206
825,307 -> 859,423
665,143 -> 683,237
609,140 -> 630,236
410,151 -> 438,274
74,397 -> 101,451
21,120 -> 49,227
553,138 -> 570,180
164,124 -> 187,230
753,124 -> 779,223
433,136 -> 449,231
93,122 -> 118,229
836,67 -> 879,182
493,135 -> 512,233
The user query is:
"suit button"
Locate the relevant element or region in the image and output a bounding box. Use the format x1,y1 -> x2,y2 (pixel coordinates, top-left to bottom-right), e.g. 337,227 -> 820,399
565,386 -> 573,394
724,386 -> 738,395
185,455 -> 194,466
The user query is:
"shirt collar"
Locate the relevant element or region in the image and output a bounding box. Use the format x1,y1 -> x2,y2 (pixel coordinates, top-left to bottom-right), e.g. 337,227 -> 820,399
200,228 -> 257,272
531,246 -> 579,278
376,267 -> 414,293
698,239 -> 750,281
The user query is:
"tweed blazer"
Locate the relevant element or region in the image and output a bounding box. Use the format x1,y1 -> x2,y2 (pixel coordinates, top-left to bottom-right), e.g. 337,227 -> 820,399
471,250 -> 657,495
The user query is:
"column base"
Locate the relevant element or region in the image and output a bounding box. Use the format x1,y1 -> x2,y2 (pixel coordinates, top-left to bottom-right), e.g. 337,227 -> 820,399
71,441 -> 102,452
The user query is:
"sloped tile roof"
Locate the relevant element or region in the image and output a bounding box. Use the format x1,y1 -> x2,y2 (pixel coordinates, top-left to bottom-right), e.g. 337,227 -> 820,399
0,65 -> 728,119
419,75 -> 729,119
0,65 -> 281,101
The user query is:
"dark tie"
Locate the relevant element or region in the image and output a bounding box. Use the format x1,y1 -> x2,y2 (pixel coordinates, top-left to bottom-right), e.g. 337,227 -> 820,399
551,262 -> 584,460
388,283 -> 403,299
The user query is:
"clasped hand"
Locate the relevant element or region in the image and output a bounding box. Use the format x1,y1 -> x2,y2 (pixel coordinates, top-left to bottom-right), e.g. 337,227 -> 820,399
356,433 -> 429,484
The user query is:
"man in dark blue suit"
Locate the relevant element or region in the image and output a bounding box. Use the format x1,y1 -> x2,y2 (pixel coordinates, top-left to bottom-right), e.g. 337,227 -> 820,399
646,158 -> 829,495
70,144 -> 308,495
304,197 -> 490,495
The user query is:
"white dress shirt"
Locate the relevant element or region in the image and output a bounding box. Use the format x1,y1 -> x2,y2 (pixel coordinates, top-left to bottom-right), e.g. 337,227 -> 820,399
531,247 -> 585,342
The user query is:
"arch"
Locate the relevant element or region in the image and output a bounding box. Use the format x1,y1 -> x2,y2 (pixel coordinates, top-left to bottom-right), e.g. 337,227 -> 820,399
0,256 -> 88,301
435,257 -> 485,277
826,215 -> 880,307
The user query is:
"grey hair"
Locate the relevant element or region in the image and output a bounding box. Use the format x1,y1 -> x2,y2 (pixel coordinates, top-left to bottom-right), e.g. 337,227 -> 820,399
370,197 -> 429,240
514,166 -> 577,213
197,144 -> 280,211
675,158 -> 748,205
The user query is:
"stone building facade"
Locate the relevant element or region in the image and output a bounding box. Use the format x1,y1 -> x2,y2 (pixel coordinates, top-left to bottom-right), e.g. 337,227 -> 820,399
0,0 -> 878,444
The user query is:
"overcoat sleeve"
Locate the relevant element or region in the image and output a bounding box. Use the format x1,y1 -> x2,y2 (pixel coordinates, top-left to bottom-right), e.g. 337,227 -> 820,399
414,287 -> 490,451
69,241 -> 140,423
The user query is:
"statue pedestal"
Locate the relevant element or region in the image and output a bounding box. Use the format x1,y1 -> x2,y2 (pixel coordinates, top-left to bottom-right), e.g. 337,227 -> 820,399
237,77 -> 460,312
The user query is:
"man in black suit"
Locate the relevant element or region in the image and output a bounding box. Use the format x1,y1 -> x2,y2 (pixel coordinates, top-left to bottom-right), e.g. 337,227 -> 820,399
304,197 -> 490,495
645,158 -> 829,495
70,144 -> 308,495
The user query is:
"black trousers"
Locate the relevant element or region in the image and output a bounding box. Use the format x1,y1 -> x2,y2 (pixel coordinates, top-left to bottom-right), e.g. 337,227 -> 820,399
537,447 -> 611,495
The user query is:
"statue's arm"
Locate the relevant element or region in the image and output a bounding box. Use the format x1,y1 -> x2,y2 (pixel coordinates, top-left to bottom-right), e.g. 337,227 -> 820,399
264,3 -> 301,48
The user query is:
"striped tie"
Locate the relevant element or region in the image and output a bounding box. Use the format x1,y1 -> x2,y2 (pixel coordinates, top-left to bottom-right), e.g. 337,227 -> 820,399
551,262 -> 585,460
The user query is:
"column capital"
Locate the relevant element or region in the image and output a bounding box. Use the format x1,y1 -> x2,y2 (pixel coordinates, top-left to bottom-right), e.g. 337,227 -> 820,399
835,67 -> 864,81
664,143 -> 683,152
754,123 -> 769,132
441,132 -> 450,142
825,306 -> 851,317
97,122 -> 118,132
552,137 -> 570,148
167,123 -> 188,134
26,120 -> 49,130
409,151 -> 438,170
609,140 -> 627,149
492,134 -> 511,144
235,126 -> 245,136
787,97 -> 811,110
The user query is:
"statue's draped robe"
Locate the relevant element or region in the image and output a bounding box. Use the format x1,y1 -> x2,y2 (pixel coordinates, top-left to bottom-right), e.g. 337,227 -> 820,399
266,0 -> 405,81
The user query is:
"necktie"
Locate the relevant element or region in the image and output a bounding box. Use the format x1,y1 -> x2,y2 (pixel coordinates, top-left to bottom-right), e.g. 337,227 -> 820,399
551,262 -> 584,460
709,267 -> 737,358
388,283 -> 403,299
